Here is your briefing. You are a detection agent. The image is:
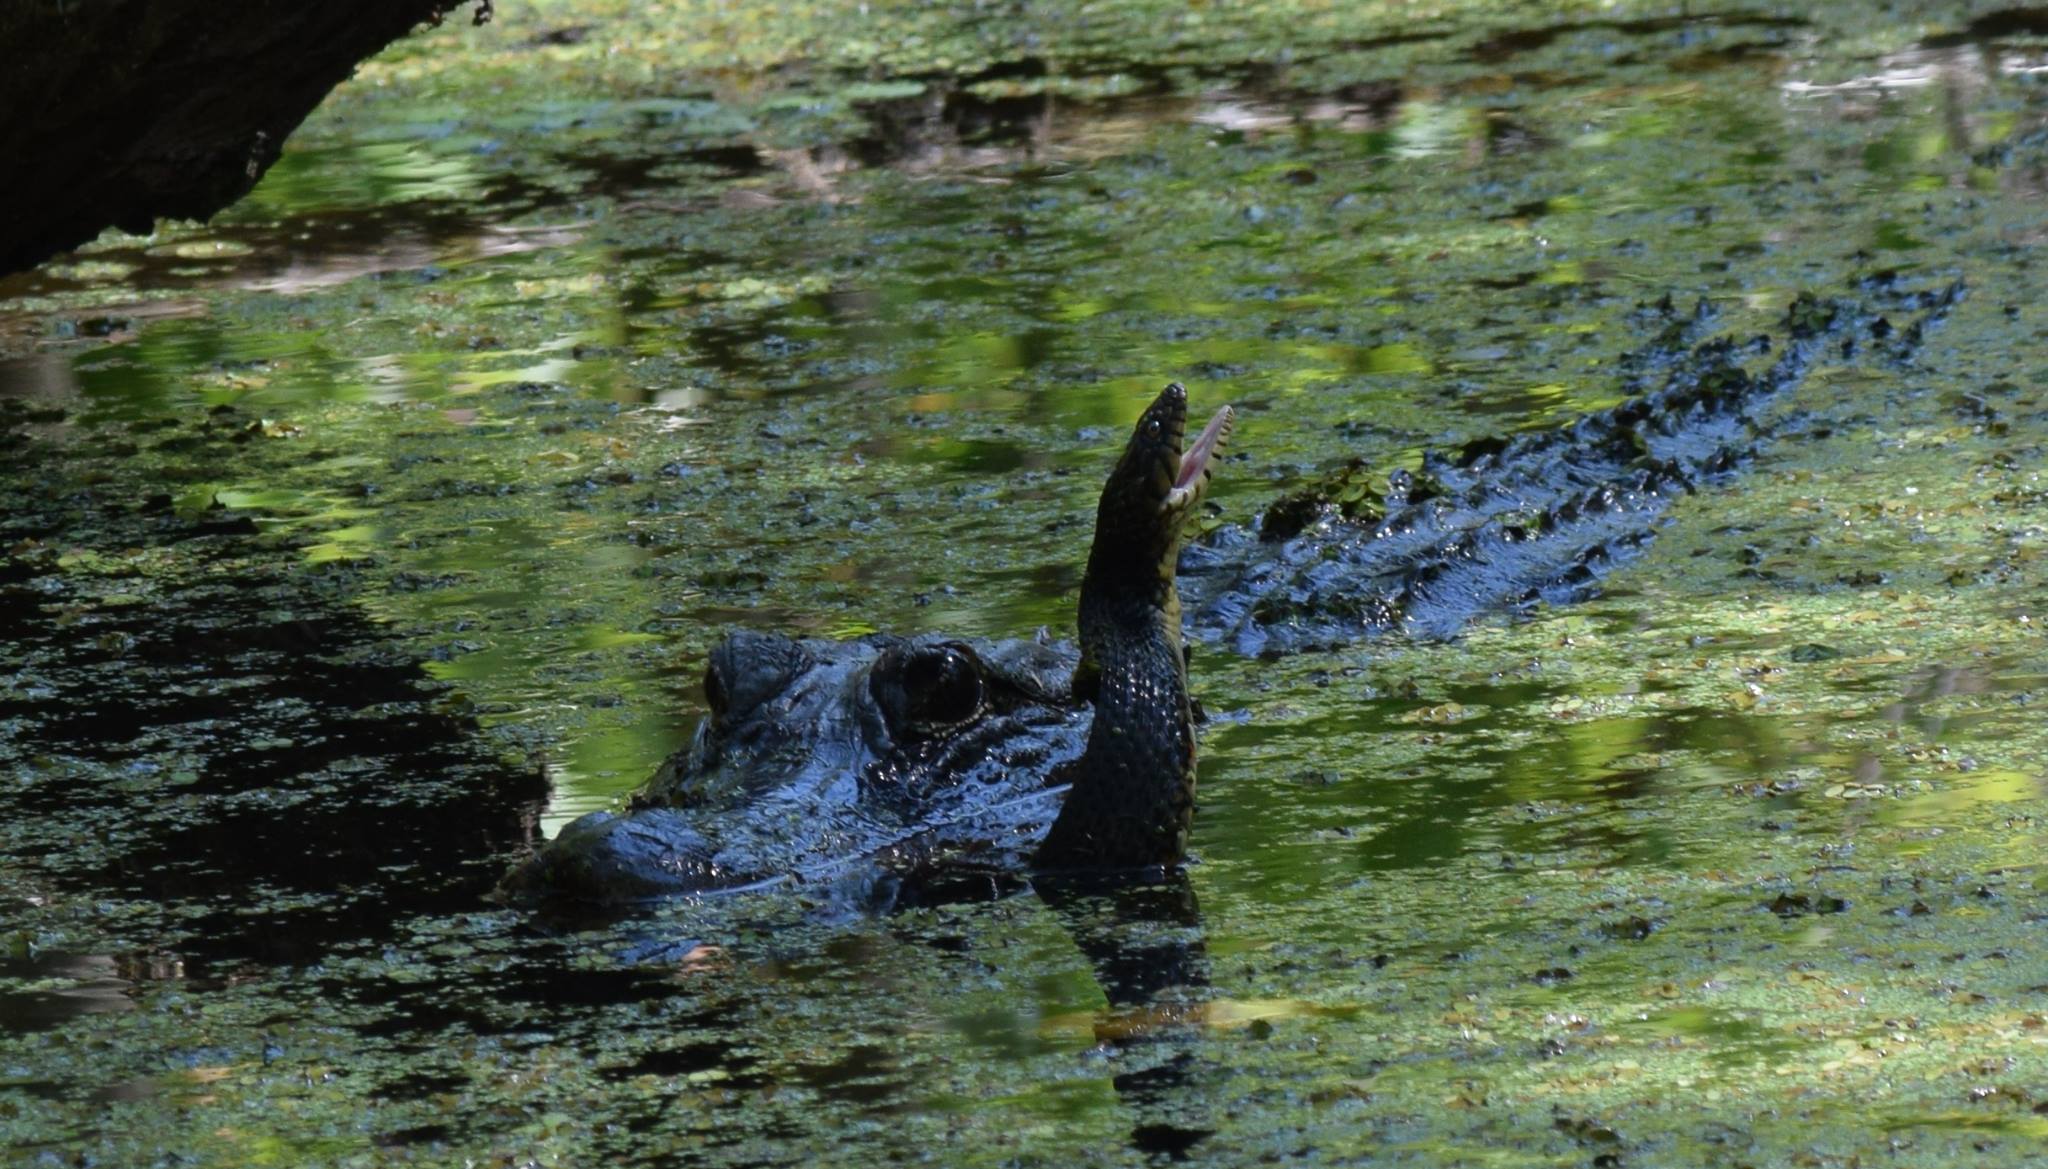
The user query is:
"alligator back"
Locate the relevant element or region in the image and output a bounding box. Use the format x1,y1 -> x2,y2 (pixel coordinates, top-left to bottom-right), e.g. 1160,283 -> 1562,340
1181,280 -> 1965,655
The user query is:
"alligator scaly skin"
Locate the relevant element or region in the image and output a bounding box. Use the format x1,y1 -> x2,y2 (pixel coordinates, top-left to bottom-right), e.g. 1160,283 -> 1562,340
1181,278 -> 1965,655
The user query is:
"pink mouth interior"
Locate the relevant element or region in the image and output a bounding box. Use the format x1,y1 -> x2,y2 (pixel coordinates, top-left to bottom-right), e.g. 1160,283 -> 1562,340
1174,406 -> 1232,490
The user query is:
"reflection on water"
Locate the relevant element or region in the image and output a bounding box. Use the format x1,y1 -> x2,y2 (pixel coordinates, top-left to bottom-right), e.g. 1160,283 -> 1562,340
0,954 -> 139,1034
4,2 -> 2048,1165
1040,873 -> 1218,1159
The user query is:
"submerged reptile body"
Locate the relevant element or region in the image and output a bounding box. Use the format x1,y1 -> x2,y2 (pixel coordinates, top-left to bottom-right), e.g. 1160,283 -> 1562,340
1182,278 -> 1965,654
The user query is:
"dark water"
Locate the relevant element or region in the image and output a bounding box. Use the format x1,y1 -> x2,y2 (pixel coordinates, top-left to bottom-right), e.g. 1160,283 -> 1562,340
4,4 -> 2048,1165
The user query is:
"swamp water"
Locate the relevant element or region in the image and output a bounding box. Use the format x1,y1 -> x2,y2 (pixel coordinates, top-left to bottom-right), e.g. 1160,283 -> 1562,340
3,1 -> 2048,1164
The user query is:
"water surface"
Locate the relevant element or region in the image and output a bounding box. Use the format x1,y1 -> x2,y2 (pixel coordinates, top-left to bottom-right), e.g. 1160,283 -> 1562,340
4,2 -> 2048,1164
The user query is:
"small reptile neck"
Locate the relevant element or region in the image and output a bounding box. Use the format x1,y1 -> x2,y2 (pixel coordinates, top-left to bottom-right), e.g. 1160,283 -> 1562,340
1036,579 -> 1197,869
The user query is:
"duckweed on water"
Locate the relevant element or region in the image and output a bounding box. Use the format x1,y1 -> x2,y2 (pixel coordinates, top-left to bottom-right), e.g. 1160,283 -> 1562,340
3,1 -> 2048,1165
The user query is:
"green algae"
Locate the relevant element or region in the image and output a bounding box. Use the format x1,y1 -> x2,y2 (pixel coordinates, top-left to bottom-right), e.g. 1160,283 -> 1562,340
4,1 -> 2048,1166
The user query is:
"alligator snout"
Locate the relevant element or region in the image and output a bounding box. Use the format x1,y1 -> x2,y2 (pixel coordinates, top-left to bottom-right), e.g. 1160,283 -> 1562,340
504,807 -> 772,902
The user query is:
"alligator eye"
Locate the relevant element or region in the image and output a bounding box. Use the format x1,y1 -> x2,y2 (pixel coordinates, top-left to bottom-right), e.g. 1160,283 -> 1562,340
904,646 -> 984,730
877,644 -> 985,736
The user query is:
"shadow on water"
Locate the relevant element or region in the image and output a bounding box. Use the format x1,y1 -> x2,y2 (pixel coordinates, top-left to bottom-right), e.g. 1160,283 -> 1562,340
0,402 -> 548,1028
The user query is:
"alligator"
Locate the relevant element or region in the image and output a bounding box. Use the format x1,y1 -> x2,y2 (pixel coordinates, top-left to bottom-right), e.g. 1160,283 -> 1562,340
510,277 -> 1962,904
509,383 -> 1235,902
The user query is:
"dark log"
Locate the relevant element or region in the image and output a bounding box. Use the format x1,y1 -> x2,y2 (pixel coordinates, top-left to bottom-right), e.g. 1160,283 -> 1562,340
0,0 -> 484,275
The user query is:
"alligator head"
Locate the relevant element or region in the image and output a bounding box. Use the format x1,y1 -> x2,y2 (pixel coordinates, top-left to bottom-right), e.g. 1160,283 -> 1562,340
507,384 -> 1233,903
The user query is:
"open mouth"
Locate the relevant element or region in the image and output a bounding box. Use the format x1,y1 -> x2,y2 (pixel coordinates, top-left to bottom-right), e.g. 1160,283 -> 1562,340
1164,404 -> 1235,512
